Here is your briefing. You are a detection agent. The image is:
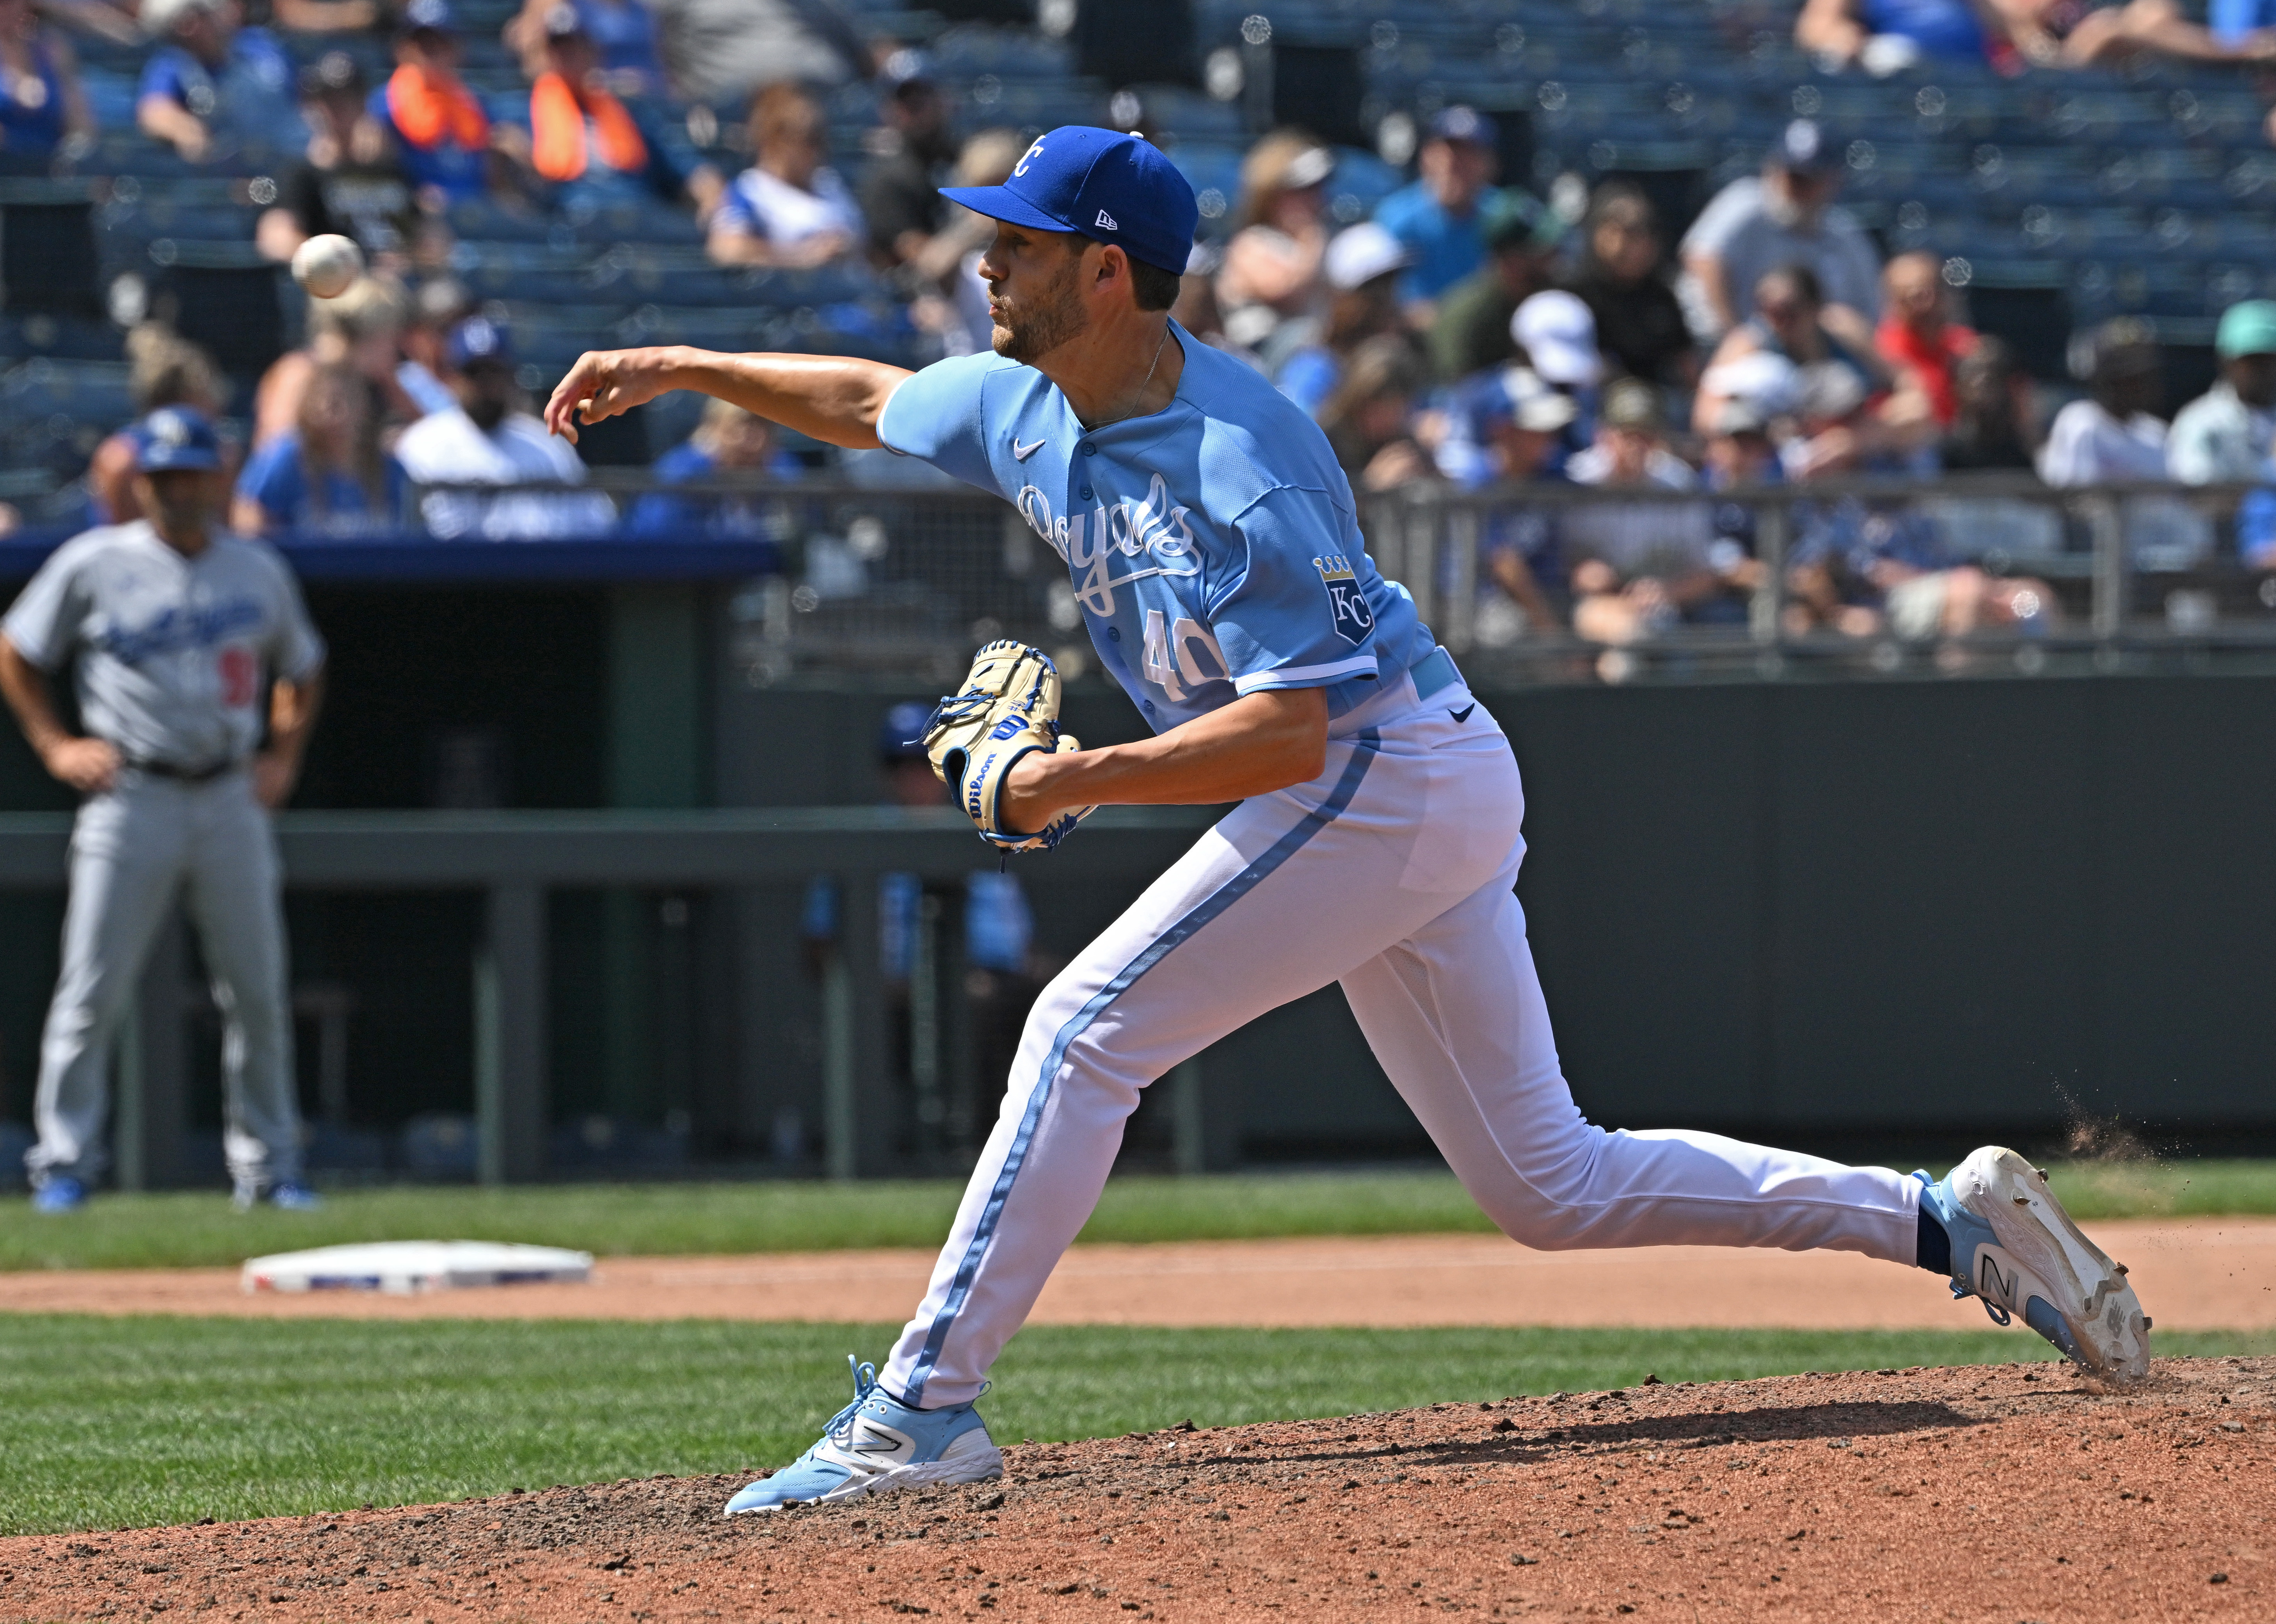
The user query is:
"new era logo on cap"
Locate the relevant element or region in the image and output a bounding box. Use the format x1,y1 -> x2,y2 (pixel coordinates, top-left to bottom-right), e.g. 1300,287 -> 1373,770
939,126 -> 1197,274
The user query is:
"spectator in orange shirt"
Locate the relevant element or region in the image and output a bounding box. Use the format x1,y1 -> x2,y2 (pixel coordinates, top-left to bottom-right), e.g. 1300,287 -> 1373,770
1874,250 -> 1977,428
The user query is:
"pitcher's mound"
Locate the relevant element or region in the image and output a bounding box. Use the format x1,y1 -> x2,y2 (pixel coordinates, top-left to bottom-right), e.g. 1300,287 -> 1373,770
6,1357 -> 2268,1620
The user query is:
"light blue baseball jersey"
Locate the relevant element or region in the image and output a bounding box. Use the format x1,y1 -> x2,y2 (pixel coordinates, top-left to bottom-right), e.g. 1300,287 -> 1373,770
878,324 -> 1435,732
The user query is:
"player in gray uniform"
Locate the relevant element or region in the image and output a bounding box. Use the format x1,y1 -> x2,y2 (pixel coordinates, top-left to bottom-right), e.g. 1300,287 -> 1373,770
0,407 -> 328,1213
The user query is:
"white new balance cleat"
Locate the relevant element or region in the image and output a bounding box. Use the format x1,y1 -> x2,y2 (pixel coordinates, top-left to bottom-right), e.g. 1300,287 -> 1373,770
724,1357 -> 1004,1515
1917,1146 -> 2151,1381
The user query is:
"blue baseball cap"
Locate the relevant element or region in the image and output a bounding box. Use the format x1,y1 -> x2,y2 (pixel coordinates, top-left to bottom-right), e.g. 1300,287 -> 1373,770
1427,105 -> 1498,147
129,406 -> 222,473
445,315 -> 514,369
939,126 -> 1198,276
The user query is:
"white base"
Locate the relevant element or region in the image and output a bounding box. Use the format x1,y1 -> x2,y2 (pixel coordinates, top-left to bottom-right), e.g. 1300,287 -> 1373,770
241,1240 -> 594,1295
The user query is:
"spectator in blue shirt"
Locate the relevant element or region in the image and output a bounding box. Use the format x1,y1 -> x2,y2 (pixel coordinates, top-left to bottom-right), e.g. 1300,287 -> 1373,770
231,363 -> 404,537
1796,0 -> 1991,70
1371,105 -> 1506,314
136,0 -> 302,162
0,0 -> 94,167
626,397 -> 800,552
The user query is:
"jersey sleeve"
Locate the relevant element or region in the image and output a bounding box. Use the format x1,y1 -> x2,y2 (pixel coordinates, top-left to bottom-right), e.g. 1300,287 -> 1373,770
1207,484 -> 1381,695
2,540 -> 88,671
874,353 -> 1003,494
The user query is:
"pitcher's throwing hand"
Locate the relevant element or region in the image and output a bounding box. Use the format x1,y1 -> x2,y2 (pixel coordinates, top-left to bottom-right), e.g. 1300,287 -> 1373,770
543,347 -> 682,443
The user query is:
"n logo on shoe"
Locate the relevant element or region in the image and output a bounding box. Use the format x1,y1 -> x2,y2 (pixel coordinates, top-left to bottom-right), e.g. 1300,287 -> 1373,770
1979,1252 -> 2015,1305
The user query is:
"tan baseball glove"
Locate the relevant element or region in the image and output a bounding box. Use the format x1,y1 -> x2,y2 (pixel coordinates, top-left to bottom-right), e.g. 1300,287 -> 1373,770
920,641 -> 1095,853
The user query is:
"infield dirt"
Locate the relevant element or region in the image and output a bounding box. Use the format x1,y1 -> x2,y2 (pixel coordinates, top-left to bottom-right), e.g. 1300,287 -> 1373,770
4,1355 -> 2269,1622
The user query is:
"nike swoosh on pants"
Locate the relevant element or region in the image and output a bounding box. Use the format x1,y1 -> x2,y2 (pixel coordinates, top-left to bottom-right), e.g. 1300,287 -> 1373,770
1449,704 -> 1475,723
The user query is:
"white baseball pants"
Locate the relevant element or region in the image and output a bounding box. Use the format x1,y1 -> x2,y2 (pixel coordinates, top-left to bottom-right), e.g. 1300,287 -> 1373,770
25,768 -> 304,1190
885,672 -> 1920,1408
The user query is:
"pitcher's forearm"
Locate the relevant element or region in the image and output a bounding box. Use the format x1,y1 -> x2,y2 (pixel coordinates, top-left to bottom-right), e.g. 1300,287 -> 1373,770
661,349 -> 912,448
1006,689 -> 1330,826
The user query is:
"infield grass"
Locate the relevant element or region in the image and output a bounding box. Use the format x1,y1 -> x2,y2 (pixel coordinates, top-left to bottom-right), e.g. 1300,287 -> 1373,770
0,1160 -> 2269,1271
0,1316 -> 2269,1535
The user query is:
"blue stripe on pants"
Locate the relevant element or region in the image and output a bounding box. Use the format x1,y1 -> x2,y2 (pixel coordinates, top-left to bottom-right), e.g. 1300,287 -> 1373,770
902,730 -> 1382,1406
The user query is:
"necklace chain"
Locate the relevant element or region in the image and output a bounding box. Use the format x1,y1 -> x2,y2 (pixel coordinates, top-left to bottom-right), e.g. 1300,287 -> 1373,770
1084,322 -> 1172,431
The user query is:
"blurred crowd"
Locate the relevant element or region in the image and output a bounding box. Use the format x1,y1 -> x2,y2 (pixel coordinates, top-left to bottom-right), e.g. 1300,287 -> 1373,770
14,0 -> 2276,644
1176,108 -> 2276,645
1797,0 -> 2276,85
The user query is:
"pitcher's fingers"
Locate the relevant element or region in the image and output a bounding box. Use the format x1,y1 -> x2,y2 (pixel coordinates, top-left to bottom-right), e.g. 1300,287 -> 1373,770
543,354 -> 605,439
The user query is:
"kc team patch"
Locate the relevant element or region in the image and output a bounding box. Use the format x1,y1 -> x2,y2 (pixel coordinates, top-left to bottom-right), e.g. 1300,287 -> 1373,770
1314,554 -> 1374,645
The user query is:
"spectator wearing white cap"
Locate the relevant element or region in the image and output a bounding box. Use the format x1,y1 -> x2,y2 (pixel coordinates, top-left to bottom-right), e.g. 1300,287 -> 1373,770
1428,189 -> 1567,382
1430,361 -> 1583,491
1274,222 -> 1417,418
1512,290 -> 1604,395
1695,265 -> 1929,476
1677,119 -> 1883,349
1216,130 -> 1337,364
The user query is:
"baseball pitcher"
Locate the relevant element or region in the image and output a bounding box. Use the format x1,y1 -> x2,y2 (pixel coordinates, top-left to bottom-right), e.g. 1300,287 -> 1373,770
0,407 -> 327,1213
544,128 -> 2148,1515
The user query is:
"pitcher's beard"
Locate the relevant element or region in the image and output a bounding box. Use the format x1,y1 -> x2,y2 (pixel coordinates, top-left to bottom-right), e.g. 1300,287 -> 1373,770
991,256 -> 1089,362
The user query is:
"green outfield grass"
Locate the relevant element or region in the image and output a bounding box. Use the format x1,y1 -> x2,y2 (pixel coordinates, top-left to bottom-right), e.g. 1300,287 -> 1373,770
1,1316 -> 2267,1536
0,1160 -> 2269,1272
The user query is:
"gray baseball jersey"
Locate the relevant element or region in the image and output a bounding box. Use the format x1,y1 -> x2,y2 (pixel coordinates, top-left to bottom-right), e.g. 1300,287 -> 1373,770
3,521 -> 325,769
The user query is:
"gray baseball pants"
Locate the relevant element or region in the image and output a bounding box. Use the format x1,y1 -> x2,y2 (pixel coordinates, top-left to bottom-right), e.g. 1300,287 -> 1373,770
25,768 -> 304,1190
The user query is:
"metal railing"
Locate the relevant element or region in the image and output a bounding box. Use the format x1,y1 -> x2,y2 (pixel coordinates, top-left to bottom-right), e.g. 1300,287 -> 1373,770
272,470 -> 2276,684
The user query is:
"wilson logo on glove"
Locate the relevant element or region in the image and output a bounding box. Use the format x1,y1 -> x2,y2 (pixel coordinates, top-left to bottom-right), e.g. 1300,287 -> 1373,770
920,641 -> 1097,854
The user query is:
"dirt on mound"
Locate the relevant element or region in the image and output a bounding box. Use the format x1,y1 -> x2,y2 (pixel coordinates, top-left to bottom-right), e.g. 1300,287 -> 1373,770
3,1357 -> 2270,1622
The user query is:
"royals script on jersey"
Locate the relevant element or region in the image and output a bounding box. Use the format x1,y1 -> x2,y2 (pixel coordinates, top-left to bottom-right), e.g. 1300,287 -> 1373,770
879,325 -> 1433,731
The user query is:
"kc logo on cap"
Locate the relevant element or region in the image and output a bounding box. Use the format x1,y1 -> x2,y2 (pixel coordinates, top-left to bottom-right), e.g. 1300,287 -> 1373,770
939,126 -> 1197,275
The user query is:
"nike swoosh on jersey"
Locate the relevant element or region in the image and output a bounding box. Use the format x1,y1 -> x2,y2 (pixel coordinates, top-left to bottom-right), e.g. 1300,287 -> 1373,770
1013,438 -> 1047,461
1449,704 -> 1475,723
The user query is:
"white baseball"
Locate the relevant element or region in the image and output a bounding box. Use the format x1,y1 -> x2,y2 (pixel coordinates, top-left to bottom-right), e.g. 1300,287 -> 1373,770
291,233 -> 364,300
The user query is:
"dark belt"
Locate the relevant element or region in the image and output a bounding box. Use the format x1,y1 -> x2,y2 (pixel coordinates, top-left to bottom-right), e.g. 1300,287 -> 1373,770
125,756 -> 241,784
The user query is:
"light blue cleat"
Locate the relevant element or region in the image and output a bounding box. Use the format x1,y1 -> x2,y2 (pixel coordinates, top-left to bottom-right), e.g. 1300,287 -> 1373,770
724,1357 -> 1003,1515
30,1175 -> 86,1214
1916,1146 -> 2150,1380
